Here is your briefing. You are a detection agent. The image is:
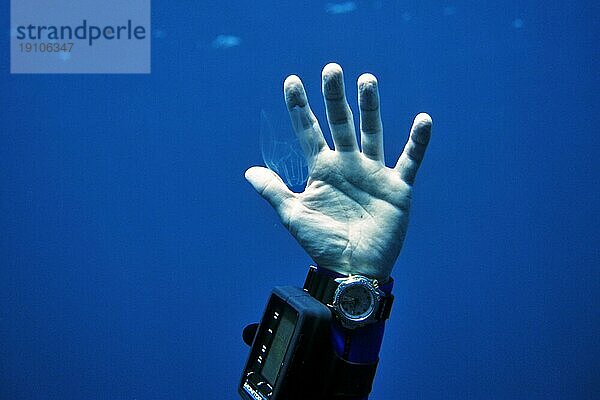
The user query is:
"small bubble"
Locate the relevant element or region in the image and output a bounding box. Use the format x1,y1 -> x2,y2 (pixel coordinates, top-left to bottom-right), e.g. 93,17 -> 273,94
59,52 -> 71,61
443,6 -> 456,16
512,18 -> 524,29
152,29 -> 166,39
212,34 -> 241,49
401,11 -> 413,21
325,2 -> 357,15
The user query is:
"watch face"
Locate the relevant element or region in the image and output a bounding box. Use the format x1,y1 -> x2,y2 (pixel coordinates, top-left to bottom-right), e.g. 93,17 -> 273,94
337,283 -> 375,320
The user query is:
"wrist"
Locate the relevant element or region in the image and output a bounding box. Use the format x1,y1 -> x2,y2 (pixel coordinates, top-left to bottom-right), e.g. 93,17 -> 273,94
303,266 -> 394,363
316,263 -> 391,283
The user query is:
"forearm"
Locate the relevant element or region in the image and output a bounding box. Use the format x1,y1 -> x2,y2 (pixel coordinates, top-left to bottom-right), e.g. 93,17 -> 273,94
304,265 -> 394,399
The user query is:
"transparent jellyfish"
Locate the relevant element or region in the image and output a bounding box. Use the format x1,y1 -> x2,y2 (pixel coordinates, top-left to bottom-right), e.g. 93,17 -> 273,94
260,108 -> 318,192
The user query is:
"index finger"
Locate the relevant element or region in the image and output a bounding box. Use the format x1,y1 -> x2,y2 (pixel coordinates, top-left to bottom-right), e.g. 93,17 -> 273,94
284,75 -> 329,163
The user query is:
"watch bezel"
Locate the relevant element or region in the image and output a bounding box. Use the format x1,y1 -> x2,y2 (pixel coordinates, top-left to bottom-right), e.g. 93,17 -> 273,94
332,276 -> 382,329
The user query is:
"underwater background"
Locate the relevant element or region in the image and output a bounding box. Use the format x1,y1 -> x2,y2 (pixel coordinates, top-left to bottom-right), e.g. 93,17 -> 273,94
1,1 -> 598,399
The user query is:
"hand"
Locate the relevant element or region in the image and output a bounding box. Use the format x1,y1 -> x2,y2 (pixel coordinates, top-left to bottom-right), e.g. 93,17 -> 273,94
245,63 -> 432,280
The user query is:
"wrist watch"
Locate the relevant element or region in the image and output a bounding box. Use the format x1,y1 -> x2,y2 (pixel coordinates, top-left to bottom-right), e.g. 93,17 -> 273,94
303,266 -> 394,329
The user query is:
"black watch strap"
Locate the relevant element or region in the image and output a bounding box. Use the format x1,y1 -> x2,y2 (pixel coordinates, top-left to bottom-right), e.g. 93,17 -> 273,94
303,265 -> 339,305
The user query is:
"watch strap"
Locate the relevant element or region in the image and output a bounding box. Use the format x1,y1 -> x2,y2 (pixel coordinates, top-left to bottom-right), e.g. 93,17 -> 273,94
303,265 -> 340,305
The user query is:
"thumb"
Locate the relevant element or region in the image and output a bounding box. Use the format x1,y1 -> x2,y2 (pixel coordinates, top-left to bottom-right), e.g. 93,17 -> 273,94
245,166 -> 296,215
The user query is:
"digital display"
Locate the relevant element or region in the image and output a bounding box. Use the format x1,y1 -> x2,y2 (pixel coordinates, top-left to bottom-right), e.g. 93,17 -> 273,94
261,307 -> 297,385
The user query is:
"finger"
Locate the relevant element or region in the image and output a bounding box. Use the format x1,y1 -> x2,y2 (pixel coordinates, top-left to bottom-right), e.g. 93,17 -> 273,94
284,75 -> 329,165
394,113 -> 433,185
322,63 -> 358,152
245,166 -> 296,220
358,73 -> 384,162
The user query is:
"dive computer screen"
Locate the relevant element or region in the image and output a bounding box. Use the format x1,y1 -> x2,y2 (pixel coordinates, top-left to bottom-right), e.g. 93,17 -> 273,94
261,306 -> 296,385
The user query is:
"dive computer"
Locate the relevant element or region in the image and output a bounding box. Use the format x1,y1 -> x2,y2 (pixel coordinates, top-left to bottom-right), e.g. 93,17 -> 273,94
240,275 -> 388,399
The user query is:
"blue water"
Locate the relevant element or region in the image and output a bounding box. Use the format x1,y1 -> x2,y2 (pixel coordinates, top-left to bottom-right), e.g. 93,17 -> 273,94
1,1 -> 598,399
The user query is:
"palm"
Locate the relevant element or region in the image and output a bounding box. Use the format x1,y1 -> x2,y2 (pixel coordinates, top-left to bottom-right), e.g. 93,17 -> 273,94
246,64 -> 431,280
287,151 -> 410,279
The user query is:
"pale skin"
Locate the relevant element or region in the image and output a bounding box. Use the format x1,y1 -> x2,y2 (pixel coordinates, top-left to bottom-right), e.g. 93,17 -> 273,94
245,63 -> 432,281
